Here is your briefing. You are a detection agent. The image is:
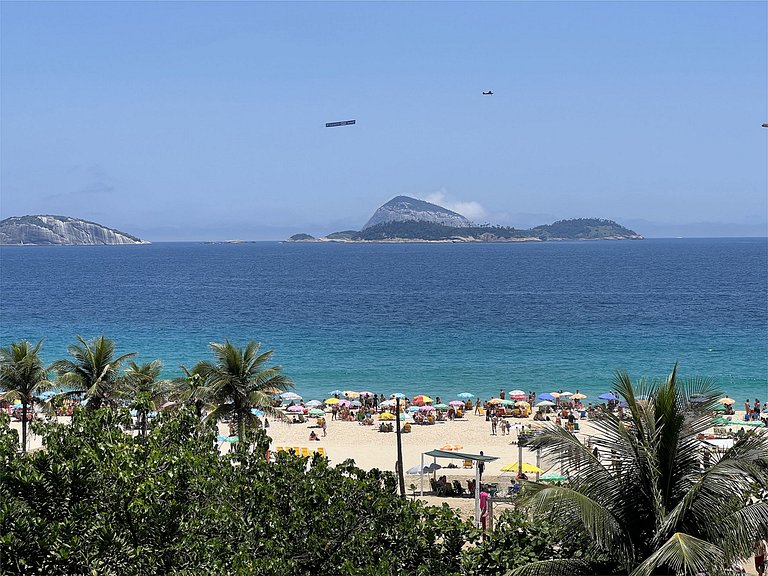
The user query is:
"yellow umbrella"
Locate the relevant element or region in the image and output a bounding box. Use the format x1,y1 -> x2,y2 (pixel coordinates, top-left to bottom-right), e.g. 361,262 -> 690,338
488,398 -> 504,405
718,397 -> 735,405
500,462 -> 544,473
343,391 -> 360,398
572,393 -> 587,400
514,401 -> 530,407
379,412 -> 395,420
324,398 -> 339,405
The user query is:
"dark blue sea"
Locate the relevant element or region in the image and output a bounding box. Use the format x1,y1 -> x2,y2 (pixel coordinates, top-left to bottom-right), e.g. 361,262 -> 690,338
1,239 -> 766,402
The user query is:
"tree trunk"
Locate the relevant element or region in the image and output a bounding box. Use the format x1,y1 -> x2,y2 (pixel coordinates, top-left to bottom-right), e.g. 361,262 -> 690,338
21,400 -> 28,453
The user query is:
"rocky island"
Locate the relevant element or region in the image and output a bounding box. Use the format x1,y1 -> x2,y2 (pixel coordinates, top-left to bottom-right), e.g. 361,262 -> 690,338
288,196 -> 643,243
0,215 -> 149,245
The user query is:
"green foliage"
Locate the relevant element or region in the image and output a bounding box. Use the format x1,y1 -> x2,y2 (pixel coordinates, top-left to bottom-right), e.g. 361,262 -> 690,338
0,408 -> 478,575
463,508 -> 586,575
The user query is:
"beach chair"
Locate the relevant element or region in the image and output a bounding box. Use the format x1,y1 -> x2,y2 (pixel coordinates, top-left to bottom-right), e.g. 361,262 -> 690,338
301,447 -> 310,458
462,459 -> 473,468
292,447 -> 301,455
275,446 -> 284,452
452,480 -> 465,496
316,447 -> 326,458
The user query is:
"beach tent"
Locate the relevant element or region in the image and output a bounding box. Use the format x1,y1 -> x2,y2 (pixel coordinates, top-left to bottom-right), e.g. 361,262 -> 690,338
419,449 -> 499,528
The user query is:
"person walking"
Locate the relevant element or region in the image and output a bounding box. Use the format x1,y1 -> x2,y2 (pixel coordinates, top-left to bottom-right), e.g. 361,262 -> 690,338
322,418 -> 327,437
754,538 -> 767,576
491,415 -> 498,435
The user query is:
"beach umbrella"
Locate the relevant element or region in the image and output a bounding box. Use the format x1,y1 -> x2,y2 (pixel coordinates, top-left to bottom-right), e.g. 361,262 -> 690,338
287,405 -> 305,413
350,400 -> 361,408
419,405 -> 436,412
308,408 -> 325,416
535,400 -> 555,407
501,462 -> 544,473
457,392 -> 474,399
281,392 -> 302,401
619,400 -> 629,408
434,403 -> 450,410
324,398 -> 339,405
379,412 -> 395,420
217,435 -> 238,444
359,391 -> 374,397
407,464 -> 432,474
717,397 -> 736,405
500,399 -> 516,406
488,398 -> 504,405
426,463 -> 442,472
391,392 -> 406,399
571,393 -> 587,400
413,395 -> 432,405
449,400 -> 465,407
343,390 -> 360,398
598,392 -> 618,401
439,444 -> 464,451
540,472 -> 568,482
305,400 -> 323,408
549,392 -> 561,398
380,399 -> 397,408
509,389 -> 526,397
250,409 -> 265,416
407,406 -> 420,413
559,391 -> 573,397
712,405 -> 726,412
514,401 -> 530,407
329,389 -> 343,396
538,393 -> 556,402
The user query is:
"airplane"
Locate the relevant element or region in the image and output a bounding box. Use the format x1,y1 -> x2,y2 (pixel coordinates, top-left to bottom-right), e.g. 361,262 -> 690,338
482,91 -> 494,95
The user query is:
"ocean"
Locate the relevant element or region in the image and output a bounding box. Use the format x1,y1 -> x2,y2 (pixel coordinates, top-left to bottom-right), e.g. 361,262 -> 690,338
1,238 -> 766,402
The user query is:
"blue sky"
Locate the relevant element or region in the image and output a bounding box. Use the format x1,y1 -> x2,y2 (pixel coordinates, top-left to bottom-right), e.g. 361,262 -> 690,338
1,1 -> 766,240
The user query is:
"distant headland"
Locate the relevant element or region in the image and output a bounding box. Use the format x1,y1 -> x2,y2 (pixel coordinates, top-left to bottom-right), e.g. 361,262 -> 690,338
0,215 -> 149,246
288,196 -> 643,243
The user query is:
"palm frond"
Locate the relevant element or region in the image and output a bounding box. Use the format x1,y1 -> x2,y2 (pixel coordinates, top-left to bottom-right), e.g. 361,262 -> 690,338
630,532 -> 726,576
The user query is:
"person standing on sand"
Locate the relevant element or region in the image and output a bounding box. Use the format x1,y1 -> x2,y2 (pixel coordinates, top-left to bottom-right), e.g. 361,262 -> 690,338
322,419 -> 327,437
478,451 -> 485,482
491,415 -> 498,435
755,538 -> 767,576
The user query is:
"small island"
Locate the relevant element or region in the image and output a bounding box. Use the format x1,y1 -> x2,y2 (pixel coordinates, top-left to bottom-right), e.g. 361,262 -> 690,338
287,196 -> 643,243
0,215 -> 149,246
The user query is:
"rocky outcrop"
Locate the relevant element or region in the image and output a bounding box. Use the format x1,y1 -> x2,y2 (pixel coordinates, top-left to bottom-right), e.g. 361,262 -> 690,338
0,215 -> 149,245
362,196 -> 472,230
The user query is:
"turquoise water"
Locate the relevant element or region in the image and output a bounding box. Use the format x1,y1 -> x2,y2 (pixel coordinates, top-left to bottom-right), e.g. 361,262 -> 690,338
1,238 -> 766,402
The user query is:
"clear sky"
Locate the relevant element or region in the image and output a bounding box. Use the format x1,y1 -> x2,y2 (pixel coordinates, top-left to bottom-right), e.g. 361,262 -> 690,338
1,1 -> 766,240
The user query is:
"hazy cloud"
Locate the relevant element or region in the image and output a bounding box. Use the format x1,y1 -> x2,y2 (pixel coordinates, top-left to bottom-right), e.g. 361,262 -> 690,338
418,190 -> 488,222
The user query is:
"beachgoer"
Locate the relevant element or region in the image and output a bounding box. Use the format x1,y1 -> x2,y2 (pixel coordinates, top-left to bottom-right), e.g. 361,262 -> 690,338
479,490 -> 490,535
478,451 -> 485,481
322,419 -> 327,437
755,538 -> 767,576
505,420 -> 511,435
264,417 -> 269,428
491,415 -> 498,435
309,431 -> 319,441
745,399 -> 752,413
499,389 -> 505,400
592,446 -> 599,460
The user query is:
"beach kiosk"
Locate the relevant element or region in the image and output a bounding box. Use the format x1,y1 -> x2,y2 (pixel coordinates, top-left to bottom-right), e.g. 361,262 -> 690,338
419,449 -> 499,528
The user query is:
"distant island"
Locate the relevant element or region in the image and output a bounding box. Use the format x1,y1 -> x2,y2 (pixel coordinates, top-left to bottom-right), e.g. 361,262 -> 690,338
0,215 -> 149,246
288,196 -> 643,243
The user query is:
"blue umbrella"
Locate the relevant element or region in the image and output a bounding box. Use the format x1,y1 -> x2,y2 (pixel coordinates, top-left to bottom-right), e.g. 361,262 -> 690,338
538,393 -> 556,401
599,392 -> 618,401
329,390 -> 343,396
457,392 -> 474,399
250,408 -> 265,416
407,406 -> 420,413
391,392 -> 406,399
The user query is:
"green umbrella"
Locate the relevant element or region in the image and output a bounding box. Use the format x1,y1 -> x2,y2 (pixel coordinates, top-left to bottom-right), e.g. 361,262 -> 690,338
433,403 -> 450,409
308,408 -> 325,416
712,405 -> 726,412
540,472 -> 568,482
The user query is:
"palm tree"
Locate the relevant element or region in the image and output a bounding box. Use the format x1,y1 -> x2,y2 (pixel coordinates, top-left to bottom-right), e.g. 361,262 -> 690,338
174,365 -> 213,421
121,360 -> 170,436
50,336 -> 136,410
0,339 -> 52,452
513,365 -> 768,576
196,340 -> 292,444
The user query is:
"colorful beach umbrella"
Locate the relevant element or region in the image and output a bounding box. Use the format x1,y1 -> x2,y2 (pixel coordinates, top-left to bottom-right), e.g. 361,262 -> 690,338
380,399 -> 397,408
488,398 -> 504,405
457,392 -> 474,399
329,389 -> 343,396
286,405 -> 305,413
535,400 -> 555,407
359,391 -> 375,397
419,405 -> 436,412
559,391 -> 574,397
407,406 -> 420,413
413,395 -> 432,405
514,401 -> 530,407
308,408 -> 325,416
434,403 -> 449,409
324,398 -> 339,405
540,472 -> 568,482
449,400 -> 465,407
501,463 -> 544,473
305,400 -> 323,408
343,391 -> 360,398
391,392 -> 406,399
379,412 -> 395,420
599,392 -> 618,401
281,392 -> 302,401
538,393 -> 556,401
717,397 -> 736,405
548,392 -> 561,398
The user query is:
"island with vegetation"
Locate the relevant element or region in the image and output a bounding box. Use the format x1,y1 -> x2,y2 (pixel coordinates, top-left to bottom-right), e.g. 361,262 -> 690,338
287,196 -> 643,243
